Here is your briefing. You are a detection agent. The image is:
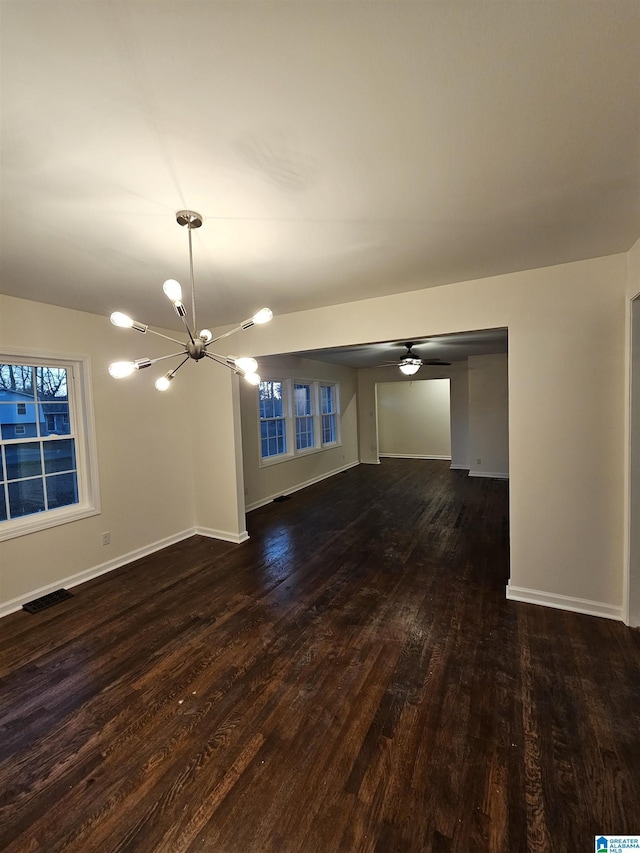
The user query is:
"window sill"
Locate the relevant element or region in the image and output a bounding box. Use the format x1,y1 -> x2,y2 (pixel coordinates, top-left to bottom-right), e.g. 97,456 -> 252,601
259,441 -> 343,468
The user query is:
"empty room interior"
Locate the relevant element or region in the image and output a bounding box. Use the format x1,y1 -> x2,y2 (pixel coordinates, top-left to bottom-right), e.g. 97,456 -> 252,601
1,2 -> 639,851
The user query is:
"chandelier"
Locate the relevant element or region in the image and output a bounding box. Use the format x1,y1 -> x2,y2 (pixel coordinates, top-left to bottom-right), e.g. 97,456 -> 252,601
108,210 -> 273,391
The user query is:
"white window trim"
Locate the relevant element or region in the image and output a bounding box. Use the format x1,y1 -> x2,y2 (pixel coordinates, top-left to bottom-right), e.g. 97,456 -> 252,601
258,375 -> 342,467
0,349 -> 101,541
320,382 -> 340,448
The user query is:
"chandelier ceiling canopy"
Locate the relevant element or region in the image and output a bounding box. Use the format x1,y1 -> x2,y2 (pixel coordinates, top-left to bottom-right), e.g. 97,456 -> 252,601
108,211 -> 272,391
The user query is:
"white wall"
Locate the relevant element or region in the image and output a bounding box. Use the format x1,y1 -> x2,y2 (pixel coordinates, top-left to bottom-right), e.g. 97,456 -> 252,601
627,237 -> 640,625
468,353 -> 509,478
377,378 -> 451,459
449,364 -> 470,469
0,295 -> 198,611
358,363 -> 458,464
251,253 -> 627,618
239,354 -> 359,510
0,250 -> 630,622
191,367 -> 249,542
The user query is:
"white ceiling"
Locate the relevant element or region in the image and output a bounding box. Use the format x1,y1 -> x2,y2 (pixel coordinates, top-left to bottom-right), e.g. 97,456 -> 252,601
1,0 -> 639,348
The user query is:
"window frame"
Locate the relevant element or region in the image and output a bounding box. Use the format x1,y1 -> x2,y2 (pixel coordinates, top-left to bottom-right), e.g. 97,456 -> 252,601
258,376 -> 342,467
293,381 -> 316,454
0,350 -> 101,541
258,378 -> 290,463
320,382 -> 340,448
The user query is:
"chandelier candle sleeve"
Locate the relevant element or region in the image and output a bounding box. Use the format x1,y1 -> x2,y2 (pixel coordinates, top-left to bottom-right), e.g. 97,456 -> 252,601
107,210 -> 273,391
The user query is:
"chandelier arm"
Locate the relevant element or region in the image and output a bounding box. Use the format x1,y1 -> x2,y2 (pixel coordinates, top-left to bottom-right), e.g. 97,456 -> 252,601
168,355 -> 191,378
145,328 -> 187,346
178,311 -> 196,345
150,350 -> 189,365
206,325 -> 243,346
204,351 -> 237,371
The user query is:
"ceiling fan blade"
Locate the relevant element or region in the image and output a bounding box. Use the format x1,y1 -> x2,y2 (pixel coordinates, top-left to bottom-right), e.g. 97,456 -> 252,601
422,359 -> 451,366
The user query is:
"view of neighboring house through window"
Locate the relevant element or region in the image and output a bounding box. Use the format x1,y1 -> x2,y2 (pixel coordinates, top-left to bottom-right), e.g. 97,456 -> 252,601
0,357 -> 99,538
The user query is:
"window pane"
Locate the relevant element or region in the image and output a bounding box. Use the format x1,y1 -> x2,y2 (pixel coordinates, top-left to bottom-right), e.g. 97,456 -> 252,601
259,381 -> 283,419
259,395 -> 271,419
322,413 -> 336,444
46,472 -> 79,509
5,442 -> 42,479
8,478 -> 45,518
44,439 -> 76,473
294,384 -> 312,417
35,366 -> 68,400
0,392 -> 39,439
321,385 -> 334,414
1,420 -> 38,440
261,416 -> 286,458
296,415 -> 314,450
0,488 -> 6,522
41,402 -> 71,436
0,364 -> 33,394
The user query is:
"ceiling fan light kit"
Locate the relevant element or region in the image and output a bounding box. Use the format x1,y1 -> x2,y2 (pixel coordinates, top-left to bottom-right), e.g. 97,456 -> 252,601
108,210 -> 273,391
398,342 -> 423,375
398,358 -> 422,376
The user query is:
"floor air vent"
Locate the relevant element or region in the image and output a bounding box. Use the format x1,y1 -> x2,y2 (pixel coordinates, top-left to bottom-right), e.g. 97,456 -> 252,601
273,495 -> 291,503
23,589 -> 74,614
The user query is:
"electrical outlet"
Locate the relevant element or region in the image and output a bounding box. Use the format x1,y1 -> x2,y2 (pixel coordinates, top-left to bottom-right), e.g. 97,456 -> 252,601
476,458 -> 481,465
102,532 -> 110,545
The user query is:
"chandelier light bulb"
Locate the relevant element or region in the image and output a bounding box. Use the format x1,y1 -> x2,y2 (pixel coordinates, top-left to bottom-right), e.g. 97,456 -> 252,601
110,311 -> 147,333
108,361 -> 136,379
199,329 -> 213,343
252,307 -> 273,325
244,372 -> 261,386
163,279 -> 183,303
155,374 -> 172,391
399,362 -> 420,376
110,312 -> 134,328
234,357 -> 258,374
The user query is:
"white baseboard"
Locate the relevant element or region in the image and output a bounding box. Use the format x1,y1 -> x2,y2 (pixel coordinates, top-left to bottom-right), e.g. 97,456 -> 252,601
0,525 -> 251,619
379,454 -> 452,460
195,526 -> 249,544
0,528 -> 196,618
246,461 -> 360,512
506,584 -> 623,622
469,470 -> 509,479
450,464 -> 470,470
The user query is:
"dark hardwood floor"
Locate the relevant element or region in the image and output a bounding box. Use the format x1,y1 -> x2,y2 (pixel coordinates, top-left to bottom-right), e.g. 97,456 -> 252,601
1,459 -> 639,852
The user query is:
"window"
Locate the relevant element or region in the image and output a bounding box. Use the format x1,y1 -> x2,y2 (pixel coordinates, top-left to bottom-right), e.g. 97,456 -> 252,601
259,380 -> 287,459
258,377 -> 341,464
0,356 -> 99,539
321,383 -> 338,446
294,383 -> 314,451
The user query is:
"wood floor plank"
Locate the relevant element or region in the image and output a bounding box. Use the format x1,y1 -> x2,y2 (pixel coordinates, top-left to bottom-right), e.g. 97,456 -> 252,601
1,459 -> 639,852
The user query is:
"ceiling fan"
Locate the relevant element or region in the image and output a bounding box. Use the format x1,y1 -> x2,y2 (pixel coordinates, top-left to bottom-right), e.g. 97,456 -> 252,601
386,342 -> 451,376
